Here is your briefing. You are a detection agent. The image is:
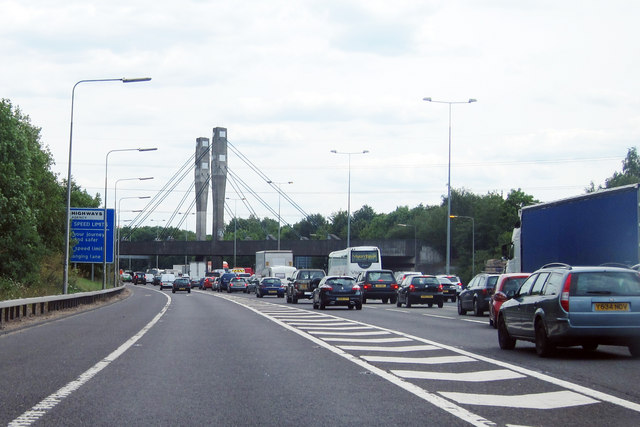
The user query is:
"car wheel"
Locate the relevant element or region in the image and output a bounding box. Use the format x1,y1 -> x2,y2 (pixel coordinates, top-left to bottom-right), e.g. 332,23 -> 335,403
473,299 -> 483,317
348,305 -> 354,310
356,303 -> 362,310
498,315 -> 516,350
313,300 -> 318,309
396,298 -> 402,307
292,295 -> 298,304
628,341 -> 640,358
437,300 -> 443,308
582,342 -> 598,352
428,303 -> 433,308
362,298 -> 367,304
172,289 -> 175,294
406,298 -> 411,308
319,300 -> 325,310
391,296 -> 397,304
535,320 -> 555,357
457,298 -> 467,315
188,289 -> 191,294
489,317 -> 495,328
382,298 -> 388,304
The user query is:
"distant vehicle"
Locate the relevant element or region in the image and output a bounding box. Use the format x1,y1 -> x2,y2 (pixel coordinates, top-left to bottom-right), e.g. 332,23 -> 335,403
218,273 -> 237,292
153,274 -> 162,286
256,277 -> 285,298
255,250 -> 294,277
133,272 -> 146,285
172,277 -> 191,294
436,276 -> 457,302
159,273 -> 176,290
286,269 -> 326,303
396,275 -> 444,308
488,273 -> 531,328
190,277 -> 202,289
328,246 -> 382,277
120,272 -> 132,282
312,276 -> 363,310
437,275 -> 463,295
395,271 -> 422,285
498,263 -> 640,358
263,265 -> 297,283
202,276 -> 214,291
227,277 -> 248,293
457,273 -> 500,316
355,269 -> 398,304
145,273 -> 154,284
246,276 -> 259,293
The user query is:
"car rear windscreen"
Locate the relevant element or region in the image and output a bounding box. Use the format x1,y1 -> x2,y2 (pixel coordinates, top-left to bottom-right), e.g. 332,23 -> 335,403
368,272 -> 395,282
571,271 -> 640,296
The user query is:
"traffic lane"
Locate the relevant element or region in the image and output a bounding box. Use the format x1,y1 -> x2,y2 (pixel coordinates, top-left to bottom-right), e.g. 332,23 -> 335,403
43,289 -> 469,426
276,297 -> 640,406
0,284 -> 168,425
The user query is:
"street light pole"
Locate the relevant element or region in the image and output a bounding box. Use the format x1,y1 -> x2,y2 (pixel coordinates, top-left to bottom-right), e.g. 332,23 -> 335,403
397,223 -> 417,269
63,76 -> 151,294
103,148 -> 157,289
117,196 -> 150,285
450,215 -> 475,276
423,97 -> 476,274
330,150 -> 369,247
266,180 -> 293,250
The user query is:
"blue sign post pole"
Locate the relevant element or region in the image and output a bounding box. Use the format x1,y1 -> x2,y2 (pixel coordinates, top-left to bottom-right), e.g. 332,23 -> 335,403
70,208 -> 114,264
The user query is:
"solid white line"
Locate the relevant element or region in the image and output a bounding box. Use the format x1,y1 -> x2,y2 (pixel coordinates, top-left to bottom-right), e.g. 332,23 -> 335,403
288,322 -> 354,327
337,344 -> 439,352
460,319 -> 488,324
392,369 -> 526,382
439,390 -> 598,409
9,289 -> 171,427
307,330 -> 391,336
422,313 -> 456,320
362,355 -> 475,364
301,326 -> 375,331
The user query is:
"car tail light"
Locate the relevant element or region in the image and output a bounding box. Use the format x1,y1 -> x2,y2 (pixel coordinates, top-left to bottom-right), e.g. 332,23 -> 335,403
481,288 -> 488,295
363,283 -> 372,290
560,273 -> 572,312
391,284 -> 398,290
409,284 -> 416,292
437,284 -> 443,292
320,284 -> 333,291
352,285 -> 361,291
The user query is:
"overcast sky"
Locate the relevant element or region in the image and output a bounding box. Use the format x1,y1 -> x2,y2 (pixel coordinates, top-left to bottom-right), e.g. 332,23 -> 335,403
2,0 -> 639,232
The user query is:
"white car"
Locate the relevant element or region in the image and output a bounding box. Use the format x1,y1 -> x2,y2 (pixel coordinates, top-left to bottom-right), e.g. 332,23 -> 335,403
145,273 -> 154,284
159,273 -> 176,290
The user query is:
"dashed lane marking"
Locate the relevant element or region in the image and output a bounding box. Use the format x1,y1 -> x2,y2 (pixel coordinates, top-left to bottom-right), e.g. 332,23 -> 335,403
392,369 -> 526,382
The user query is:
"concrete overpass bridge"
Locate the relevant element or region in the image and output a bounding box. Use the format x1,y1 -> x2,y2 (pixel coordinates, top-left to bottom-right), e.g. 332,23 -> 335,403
119,238 -> 442,272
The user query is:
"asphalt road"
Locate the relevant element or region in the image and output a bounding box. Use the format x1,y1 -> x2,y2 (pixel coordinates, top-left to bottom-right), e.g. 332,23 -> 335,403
2,284 -> 640,426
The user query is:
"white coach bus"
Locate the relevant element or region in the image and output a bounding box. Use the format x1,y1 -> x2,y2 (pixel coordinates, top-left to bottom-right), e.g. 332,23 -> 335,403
327,246 -> 382,277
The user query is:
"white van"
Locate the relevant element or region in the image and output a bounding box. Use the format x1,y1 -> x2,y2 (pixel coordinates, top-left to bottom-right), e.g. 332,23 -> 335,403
265,266 -> 297,282
159,273 -> 176,290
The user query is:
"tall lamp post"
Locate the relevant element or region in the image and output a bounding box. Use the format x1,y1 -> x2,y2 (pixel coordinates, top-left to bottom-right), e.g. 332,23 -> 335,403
226,197 -> 246,267
397,223 -> 417,269
63,76 -> 151,294
266,180 -> 293,250
103,148 -> 157,289
423,97 -> 476,274
330,149 -> 369,247
450,215 -> 475,276
116,196 -> 150,285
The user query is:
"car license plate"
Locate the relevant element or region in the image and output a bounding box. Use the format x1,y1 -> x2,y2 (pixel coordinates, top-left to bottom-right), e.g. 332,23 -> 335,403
337,297 -> 349,301
268,290 -> 276,294
420,295 -> 433,299
299,284 -> 308,291
594,302 -> 629,311
375,284 -> 386,288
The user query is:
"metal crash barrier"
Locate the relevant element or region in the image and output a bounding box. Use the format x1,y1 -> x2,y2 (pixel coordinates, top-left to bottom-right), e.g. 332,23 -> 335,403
0,287 -> 125,328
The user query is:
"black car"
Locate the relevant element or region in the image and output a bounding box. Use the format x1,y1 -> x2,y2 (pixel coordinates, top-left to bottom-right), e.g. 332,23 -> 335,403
172,277 -> 191,293
132,271 -> 146,285
287,269 -> 326,303
458,273 -> 499,316
396,275 -> 444,308
312,276 -> 363,310
218,273 -> 237,292
355,269 -> 398,304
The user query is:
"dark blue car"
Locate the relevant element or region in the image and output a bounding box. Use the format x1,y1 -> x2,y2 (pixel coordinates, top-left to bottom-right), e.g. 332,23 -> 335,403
256,277 -> 285,298
217,273 -> 237,292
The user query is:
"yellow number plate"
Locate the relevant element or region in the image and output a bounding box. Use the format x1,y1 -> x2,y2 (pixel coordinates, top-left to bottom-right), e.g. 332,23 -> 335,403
420,295 -> 433,299
337,297 -> 349,301
375,284 -> 386,288
594,302 -> 629,311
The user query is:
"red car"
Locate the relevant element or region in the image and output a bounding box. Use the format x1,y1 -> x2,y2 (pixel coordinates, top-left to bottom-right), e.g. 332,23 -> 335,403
202,276 -> 216,290
489,273 -> 531,328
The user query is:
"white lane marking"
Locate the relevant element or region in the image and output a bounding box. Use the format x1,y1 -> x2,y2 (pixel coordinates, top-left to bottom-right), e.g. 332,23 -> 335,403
278,318 -> 342,323
337,344 -> 439,352
392,369 -> 526,382
461,319 -> 489,325
321,337 -> 412,343
301,326 -> 375,331
422,313 -> 456,320
9,288 -> 171,427
307,330 -> 391,336
439,390 -> 598,409
216,295 -> 496,427
362,355 -> 475,364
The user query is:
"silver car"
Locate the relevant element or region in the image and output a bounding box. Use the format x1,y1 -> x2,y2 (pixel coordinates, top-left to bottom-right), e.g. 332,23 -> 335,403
498,263 -> 640,357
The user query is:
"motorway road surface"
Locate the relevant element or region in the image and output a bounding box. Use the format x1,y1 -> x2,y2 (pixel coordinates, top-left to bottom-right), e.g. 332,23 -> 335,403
2,284 -> 640,426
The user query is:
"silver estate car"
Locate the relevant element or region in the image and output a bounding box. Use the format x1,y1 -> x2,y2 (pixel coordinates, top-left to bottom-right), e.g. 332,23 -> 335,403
498,263 -> 640,357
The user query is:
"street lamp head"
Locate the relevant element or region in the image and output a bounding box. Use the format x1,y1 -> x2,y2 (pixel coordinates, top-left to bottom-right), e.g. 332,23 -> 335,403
122,77 -> 152,83
138,147 -> 157,152
362,150 -> 369,154
330,150 -> 337,153
423,97 -> 432,102
468,98 -> 477,103
139,176 -> 154,180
